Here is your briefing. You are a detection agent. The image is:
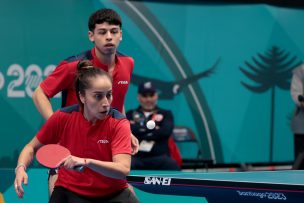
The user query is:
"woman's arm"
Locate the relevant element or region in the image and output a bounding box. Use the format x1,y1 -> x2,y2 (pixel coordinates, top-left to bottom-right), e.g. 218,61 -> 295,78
63,154 -> 131,180
14,137 -> 44,198
86,154 -> 131,179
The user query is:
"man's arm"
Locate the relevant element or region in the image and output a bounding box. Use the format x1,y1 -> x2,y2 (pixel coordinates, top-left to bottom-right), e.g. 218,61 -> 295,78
291,65 -> 304,107
124,107 -> 139,155
32,86 -> 54,120
126,110 -> 147,138
142,110 -> 174,141
122,105 -> 126,115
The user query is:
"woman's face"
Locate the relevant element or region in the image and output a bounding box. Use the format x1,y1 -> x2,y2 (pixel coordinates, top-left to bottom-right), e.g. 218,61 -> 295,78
80,75 -> 113,122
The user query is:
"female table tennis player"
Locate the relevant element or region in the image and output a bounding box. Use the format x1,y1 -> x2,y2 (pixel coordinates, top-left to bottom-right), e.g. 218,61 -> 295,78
14,60 -> 139,203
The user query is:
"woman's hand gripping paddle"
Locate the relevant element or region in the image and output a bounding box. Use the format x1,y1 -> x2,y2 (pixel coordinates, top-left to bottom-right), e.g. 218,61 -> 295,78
36,144 -> 84,172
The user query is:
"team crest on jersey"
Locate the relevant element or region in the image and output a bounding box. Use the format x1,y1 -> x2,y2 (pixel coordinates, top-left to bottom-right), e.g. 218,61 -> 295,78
155,114 -> 164,122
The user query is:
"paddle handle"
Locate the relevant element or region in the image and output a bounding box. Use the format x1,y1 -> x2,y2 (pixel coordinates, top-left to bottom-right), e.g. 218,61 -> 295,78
74,165 -> 85,172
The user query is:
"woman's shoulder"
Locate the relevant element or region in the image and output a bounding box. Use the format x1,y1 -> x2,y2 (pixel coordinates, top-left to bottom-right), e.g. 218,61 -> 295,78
60,104 -> 80,113
108,108 -> 126,120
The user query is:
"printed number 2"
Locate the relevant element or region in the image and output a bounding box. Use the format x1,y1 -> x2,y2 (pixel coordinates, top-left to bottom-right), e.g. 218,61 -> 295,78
7,64 -> 56,98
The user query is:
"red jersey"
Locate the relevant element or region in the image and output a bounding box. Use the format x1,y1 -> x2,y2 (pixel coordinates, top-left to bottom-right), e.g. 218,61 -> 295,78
40,48 -> 134,112
36,105 -> 132,197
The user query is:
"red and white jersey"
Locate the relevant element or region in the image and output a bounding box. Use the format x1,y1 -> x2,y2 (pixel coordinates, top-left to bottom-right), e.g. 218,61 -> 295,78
40,48 -> 134,113
36,105 -> 132,197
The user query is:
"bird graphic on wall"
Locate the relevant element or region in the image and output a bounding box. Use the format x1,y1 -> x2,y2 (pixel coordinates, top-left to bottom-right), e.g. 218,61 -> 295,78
131,58 -> 220,99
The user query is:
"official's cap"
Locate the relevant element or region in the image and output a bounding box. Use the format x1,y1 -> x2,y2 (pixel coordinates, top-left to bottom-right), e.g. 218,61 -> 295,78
138,81 -> 156,94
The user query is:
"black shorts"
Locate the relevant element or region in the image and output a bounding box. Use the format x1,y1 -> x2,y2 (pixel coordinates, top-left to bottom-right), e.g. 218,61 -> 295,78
48,169 -> 58,176
49,186 -> 139,203
47,169 -> 58,182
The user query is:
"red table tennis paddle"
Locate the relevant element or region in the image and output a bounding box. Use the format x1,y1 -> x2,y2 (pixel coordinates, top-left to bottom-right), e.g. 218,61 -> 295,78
36,144 -> 84,171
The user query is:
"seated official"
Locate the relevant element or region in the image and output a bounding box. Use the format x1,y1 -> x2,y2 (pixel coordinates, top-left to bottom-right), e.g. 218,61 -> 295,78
126,81 -> 180,170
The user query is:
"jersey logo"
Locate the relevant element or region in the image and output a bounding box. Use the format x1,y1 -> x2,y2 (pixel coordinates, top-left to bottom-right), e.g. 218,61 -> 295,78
118,81 -> 129,85
97,139 -> 109,144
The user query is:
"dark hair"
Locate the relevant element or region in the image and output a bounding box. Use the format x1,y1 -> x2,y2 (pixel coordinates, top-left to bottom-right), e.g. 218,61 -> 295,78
88,8 -> 122,31
75,60 -> 112,104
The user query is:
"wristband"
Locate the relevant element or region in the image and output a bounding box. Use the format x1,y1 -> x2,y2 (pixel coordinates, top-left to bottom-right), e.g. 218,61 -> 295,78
84,158 -> 87,166
15,164 -> 27,174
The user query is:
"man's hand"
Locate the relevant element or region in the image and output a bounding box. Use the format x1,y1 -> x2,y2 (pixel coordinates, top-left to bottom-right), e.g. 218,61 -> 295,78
131,134 -> 139,155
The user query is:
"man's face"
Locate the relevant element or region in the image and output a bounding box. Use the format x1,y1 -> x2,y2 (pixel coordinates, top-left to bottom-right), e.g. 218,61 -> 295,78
88,22 -> 122,56
80,75 -> 113,123
138,92 -> 158,111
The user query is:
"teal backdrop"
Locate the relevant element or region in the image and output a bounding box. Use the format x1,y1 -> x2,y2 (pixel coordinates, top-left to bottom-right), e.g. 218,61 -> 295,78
1,0 -> 304,170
